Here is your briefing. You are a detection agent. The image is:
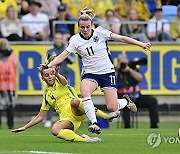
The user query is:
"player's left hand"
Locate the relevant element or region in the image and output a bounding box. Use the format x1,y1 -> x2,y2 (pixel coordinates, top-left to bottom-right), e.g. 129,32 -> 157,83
11,127 -> 26,133
55,66 -> 60,75
141,42 -> 151,52
38,64 -> 49,71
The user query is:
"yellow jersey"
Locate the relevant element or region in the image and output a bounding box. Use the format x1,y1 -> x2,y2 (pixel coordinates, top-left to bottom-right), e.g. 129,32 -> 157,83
62,0 -> 95,18
0,0 -> 18,19
41,79 -> 78,114
115,0 -> 150,21
41,79 -> 86,130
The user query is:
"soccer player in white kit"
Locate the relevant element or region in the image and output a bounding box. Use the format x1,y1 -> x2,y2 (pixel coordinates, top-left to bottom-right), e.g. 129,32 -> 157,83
40,7 -> 151,134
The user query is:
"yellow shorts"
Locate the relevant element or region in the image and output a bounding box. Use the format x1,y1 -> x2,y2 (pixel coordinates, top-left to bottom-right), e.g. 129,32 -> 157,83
59,98 -> 86,130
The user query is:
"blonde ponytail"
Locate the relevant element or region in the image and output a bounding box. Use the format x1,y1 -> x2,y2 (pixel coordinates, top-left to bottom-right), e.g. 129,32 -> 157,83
78,7 -> 95,24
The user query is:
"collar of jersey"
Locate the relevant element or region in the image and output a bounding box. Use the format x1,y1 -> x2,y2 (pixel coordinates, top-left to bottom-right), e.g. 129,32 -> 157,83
79,29 -> 94,40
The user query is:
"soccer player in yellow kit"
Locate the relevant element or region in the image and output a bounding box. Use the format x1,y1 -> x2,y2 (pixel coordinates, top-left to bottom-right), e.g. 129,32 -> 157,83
11,66 -> 111,142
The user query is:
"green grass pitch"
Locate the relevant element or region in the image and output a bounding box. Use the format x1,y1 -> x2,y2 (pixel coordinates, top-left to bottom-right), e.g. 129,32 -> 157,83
0,122 -> 179,154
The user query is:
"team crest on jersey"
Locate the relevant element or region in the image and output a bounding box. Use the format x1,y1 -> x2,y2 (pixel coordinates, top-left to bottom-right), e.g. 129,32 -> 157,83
93,36 -> 99,43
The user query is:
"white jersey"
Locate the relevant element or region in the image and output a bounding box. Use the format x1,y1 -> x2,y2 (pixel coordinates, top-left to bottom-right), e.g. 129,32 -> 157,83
66,26 -> 115,74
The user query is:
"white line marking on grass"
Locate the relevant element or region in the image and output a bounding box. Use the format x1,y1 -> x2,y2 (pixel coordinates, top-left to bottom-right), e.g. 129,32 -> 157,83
0,151 -> 72,154
102,134 -> 123,136
18,135 -> 51,137
1,134 -> 145,138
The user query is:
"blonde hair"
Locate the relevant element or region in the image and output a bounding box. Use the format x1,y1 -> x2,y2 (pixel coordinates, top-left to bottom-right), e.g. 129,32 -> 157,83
6,5 -> 18,20
78,7 -> 95,25
0,38 -> 10,50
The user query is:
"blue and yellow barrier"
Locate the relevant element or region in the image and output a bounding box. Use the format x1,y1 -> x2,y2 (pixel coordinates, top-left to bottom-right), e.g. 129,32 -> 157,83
12,44 -> 180,95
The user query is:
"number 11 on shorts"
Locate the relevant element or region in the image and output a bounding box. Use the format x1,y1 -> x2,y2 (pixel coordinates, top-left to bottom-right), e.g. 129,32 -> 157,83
109,75 -> 116,85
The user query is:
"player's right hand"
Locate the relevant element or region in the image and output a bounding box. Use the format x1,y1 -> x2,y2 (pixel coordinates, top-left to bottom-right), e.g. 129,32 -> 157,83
11,127 -> 26,133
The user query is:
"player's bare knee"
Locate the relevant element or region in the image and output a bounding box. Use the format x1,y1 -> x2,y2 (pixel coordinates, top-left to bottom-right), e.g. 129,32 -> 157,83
51,125 -> 60,136
81,89 -> 90,97
80,91 -> 86,97
71,98 -> 80,108
107,103 -> 118,112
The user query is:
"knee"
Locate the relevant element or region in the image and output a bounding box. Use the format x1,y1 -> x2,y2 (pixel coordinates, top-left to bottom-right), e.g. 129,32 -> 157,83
51,124 -> 60,136
71,99 -> 80,108
81,88 -> 92,97
106,103 -> 118,112
80,89 -> 88,97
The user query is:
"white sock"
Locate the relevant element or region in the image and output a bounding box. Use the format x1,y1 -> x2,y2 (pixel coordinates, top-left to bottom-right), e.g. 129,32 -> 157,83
114,110 -> 121,117
117,99 -> 128,110
82,97 -> 97,124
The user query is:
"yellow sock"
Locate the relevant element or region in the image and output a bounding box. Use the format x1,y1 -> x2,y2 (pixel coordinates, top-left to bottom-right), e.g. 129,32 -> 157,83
78,100 -> 85,113
78,101 -> 107,119
95,108 -> 107,119
57,129 -> 86,142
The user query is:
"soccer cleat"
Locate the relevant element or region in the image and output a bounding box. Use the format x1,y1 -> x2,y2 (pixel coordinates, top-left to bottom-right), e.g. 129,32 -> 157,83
82,134 -> 102,142
88,123 -> 101,134
123,94 -> 137,113
106,111 -> 120,122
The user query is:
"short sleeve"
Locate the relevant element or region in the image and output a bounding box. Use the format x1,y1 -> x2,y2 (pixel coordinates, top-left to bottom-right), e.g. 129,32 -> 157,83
43,14 -> 49,26
163,22 -> 170,31
21,16 -> 28,27
40,98 -> 51,111
65,37 -> 77,53
98,26 -> 112,40
146,22 -> 155,33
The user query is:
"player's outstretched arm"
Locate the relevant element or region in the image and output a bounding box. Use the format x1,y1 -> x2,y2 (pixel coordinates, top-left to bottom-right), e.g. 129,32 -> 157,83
40,50 -> 70,70
11,110 -> 47,133
54,66 -> 68,86
111,33 -> 151,52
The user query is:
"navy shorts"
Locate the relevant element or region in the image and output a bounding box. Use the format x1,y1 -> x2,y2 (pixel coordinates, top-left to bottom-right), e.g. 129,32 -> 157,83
81,72 -> 117,90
